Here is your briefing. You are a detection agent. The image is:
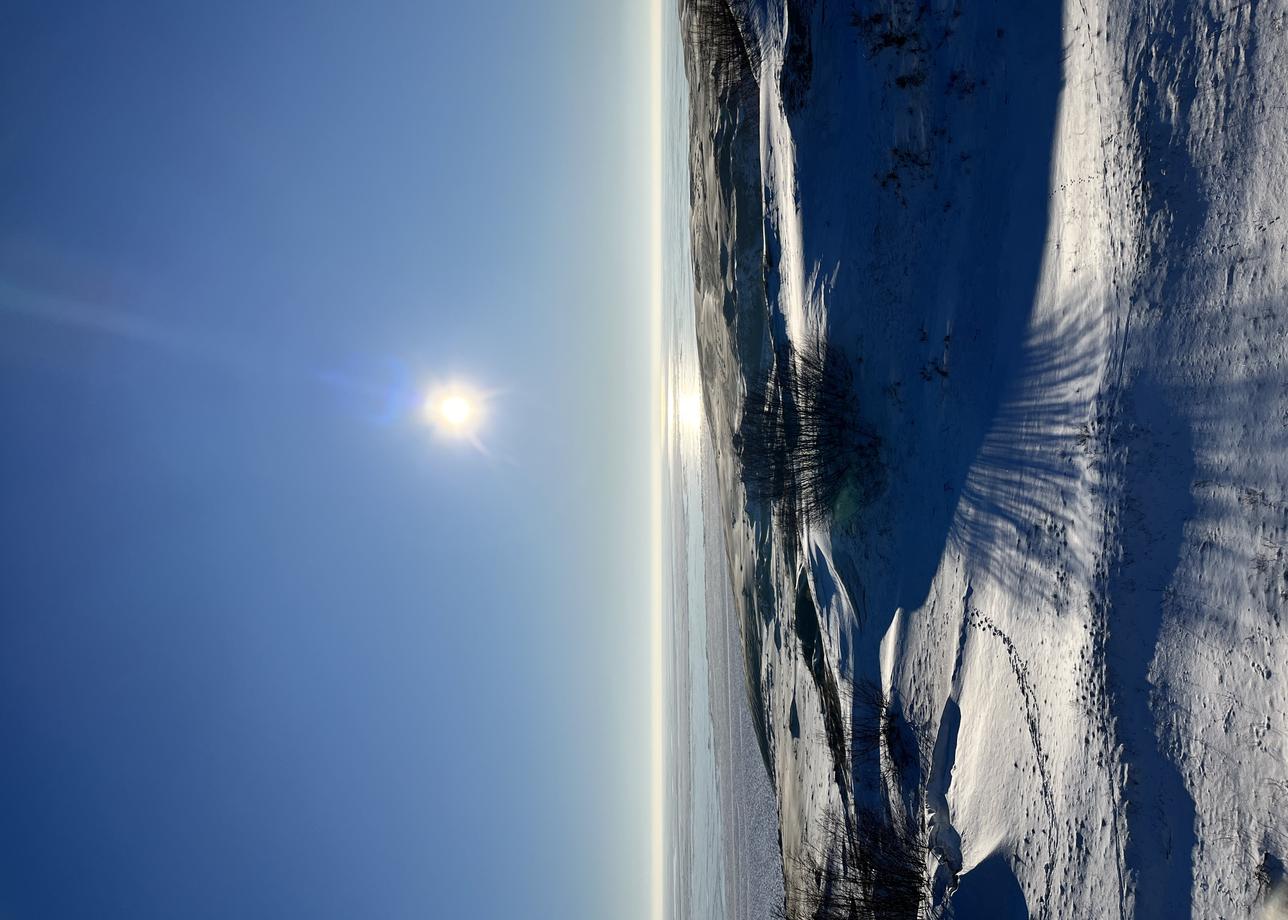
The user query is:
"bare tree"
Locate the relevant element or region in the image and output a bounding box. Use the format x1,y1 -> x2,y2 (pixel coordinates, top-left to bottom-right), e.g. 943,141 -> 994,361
779,805 -> 929,920
682,0 -> 760,105
737,339 -> 882,529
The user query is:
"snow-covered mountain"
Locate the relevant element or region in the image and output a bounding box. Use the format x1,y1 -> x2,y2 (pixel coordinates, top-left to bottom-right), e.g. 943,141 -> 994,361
678,1 -> 1288,917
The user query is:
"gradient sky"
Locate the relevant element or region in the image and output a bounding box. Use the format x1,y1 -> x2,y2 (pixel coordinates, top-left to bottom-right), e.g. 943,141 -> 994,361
0,3 -> 654,918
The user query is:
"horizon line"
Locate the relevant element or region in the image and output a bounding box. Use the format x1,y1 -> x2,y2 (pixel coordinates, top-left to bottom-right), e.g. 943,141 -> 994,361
648,0 -> 666,919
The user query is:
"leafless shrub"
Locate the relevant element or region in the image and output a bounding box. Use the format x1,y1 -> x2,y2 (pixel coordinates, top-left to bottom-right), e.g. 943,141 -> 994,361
852,678 -> 922,796
852,680 -> 898,758
737,339 -> 882,528
779,806 -> 929,919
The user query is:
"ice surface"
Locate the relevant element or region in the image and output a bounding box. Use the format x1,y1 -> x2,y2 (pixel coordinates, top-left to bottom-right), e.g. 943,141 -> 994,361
664,7 -> 786,920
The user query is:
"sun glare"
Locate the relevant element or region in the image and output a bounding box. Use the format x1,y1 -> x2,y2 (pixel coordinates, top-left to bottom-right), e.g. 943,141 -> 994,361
677,391 -> 702,431
425,386 -> 483,439
439,394 -> 473,427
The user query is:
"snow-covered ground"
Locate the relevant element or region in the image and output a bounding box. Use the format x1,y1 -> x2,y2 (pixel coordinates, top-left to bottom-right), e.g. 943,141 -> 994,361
679,0 -> 1288,917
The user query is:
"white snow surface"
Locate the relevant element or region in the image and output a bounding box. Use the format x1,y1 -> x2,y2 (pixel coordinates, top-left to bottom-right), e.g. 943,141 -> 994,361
680,0 -> 1288,917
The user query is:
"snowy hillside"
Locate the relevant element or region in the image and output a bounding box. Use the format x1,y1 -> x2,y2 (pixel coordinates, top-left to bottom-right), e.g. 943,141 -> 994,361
679,0 -> 1288,917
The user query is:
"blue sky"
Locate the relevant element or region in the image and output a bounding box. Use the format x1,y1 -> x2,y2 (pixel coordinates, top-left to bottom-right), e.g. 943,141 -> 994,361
0,3 -> 654,918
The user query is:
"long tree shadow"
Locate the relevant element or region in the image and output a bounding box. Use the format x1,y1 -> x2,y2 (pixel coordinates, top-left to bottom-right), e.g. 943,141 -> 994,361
947,291 -> 1105,591
813,0 -> 1066,811
1102,376 -> 1197,920
819,0 -> 1067,641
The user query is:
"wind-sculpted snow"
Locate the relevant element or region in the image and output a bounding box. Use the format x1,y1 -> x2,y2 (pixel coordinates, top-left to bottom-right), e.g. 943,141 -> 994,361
678,0 -> 1288,917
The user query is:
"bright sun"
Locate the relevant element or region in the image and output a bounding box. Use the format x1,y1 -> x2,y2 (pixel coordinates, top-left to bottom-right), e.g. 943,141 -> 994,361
425,387 -> 483,439
439,394 -> 473,427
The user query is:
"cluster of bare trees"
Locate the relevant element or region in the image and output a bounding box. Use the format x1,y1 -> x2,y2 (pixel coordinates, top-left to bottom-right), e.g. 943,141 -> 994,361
683,0 -> 760,105
737,340 -> 882,528
771,674 -> 934,919
778,807 -> 929,920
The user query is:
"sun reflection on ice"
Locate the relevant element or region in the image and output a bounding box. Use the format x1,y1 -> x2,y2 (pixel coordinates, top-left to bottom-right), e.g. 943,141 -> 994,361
676,391 -> 703,431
